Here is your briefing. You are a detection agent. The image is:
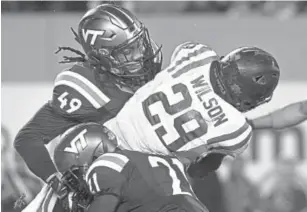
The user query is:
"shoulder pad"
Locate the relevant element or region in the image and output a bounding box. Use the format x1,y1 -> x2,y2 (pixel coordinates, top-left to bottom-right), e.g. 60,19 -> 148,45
87,152 -> 130,176
51,63 -> 110,115
85,153 -> 129,194
167,42 -> 219,78
170,42 -> 218,64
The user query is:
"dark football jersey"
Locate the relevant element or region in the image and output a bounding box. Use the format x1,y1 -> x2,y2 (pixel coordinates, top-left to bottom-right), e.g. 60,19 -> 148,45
85,150 -> 207,212
14,62 -> 133,181
51,62 -> 133,123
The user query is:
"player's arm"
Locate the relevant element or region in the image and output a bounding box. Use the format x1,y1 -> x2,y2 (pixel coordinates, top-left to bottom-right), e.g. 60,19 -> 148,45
15,64 -> 111,183
187,153 -> 225,179
14,103 -> 79,182
248,100 -> 307,130
188,118 -> 252,178
87,195 -> 119,212
85,153 -> 129,212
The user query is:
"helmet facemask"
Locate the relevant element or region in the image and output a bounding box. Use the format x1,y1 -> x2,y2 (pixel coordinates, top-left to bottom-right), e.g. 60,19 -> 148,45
57,141 -> 106,210
109,27 -> 162,90
61,165 -> 93,210
89,26 -> 162,91
78,24 -> 162,91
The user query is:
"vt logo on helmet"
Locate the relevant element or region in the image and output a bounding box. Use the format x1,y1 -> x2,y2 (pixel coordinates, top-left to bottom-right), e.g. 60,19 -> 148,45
53,123 -> 118,209
75,4 -> 163,90
82,29 -> 106,45
212,47 -> 280,112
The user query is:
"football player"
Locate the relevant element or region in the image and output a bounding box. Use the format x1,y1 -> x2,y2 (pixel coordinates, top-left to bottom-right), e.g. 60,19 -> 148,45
14,2 -> 162,198
103,42 -> 280,178
25,123 -> 208,212
248,99 -> 307,129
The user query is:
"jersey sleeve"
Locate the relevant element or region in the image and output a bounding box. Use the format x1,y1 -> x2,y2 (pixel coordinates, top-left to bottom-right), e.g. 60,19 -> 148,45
85,153 -> 130,197
51,63 -> 111,121
170,42 -> 219,64
206,110 -> 253,158
14,103 -> 79,181
167,42 -> 220,79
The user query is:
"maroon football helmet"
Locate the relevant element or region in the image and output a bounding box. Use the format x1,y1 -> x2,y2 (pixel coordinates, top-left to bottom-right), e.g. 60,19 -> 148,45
75,4 -> 162,90
53,122 -> 117,209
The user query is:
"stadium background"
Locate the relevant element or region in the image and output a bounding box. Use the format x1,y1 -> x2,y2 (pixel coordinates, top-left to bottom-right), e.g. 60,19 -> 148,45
2,1 -> 307,212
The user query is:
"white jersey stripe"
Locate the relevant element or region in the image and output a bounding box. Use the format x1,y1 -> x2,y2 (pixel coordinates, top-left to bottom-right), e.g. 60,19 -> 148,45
85,153 -> 129,181
41,187 -> 53,212
57,71 -> 110,103
85,160 -> 124,181
182,123 -> 252,158
171,43 -> 205,63
55,80 -> 101,109
171,53 -> 218,78
214,125 -> 252,147
92,173 -> 100,192
167,44 -> 208,73
56,74 -> 109,107
102,153 -> 129,164
207,130 -> 252,158
46,193 -> 58,212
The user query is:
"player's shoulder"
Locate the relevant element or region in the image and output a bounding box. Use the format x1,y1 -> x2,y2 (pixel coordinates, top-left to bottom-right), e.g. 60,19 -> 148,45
55,62 -> 97,88
170,41 -> 219,64
165,42 -> 219,79
85,152 -> 130,194
51,62 -> 111,115
87,152 -> 130,177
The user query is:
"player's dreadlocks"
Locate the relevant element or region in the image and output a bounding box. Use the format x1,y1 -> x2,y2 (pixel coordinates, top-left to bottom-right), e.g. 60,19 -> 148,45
55,1 -> 120,65
55,28 -> 87,64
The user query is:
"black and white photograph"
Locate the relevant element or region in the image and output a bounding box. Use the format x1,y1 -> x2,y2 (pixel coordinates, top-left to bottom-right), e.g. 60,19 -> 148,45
2,1 -> 307,212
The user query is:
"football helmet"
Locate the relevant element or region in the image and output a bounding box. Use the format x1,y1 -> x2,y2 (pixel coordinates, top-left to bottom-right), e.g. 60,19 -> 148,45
75,4 -> 162,90
53,122 -> 118,209
211,47 -> 280,112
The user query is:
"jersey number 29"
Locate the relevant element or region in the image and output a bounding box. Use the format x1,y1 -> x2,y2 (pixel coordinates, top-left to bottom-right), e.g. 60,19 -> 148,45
142,83 -> 208,151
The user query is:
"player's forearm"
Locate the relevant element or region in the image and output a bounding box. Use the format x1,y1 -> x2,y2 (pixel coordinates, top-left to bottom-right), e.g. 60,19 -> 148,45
14,103 -> 76,182
249,100 -> 307,130
14,130 -> 57,182
187,153 -> 225,179
87,195 -> 119,212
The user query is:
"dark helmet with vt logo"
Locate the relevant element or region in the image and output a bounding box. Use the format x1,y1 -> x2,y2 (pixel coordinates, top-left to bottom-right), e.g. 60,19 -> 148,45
53,122 -> 118,209
76,4 -> 162,90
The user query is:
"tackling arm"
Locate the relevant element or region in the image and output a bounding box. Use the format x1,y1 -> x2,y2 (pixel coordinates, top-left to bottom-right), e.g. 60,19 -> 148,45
248,99 -> 307,130
187,117 -> 252,179
87,195 -> 120,212
187,153 -> 225,179
14,103 -> 79,182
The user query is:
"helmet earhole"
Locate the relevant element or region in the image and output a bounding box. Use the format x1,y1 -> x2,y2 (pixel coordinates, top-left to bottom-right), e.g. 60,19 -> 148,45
253,75 -> 266,85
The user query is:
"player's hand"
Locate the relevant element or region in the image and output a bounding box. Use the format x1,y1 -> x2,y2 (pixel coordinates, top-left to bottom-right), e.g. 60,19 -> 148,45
46,172 -> 69,200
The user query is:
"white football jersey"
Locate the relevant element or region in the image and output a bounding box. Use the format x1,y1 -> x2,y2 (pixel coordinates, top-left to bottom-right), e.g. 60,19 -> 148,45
105,42 -> 253,161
